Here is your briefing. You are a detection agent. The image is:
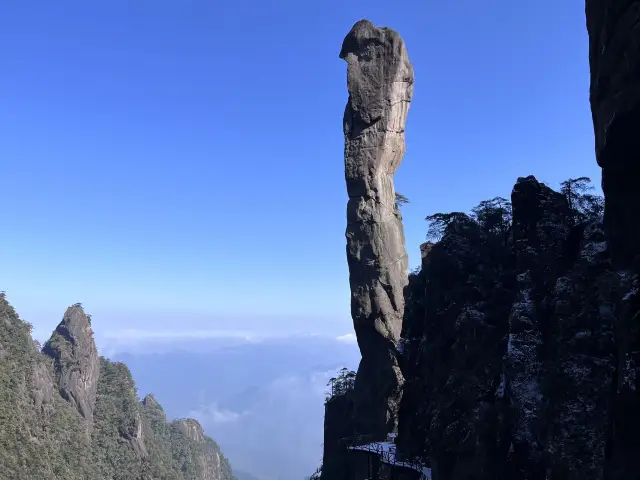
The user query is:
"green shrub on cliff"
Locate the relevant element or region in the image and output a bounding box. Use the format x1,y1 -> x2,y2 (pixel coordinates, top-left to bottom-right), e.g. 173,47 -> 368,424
325,368 -> 356,403
425,177 -> 603,243
0,292 -> 236,480
0,293 -> 94,480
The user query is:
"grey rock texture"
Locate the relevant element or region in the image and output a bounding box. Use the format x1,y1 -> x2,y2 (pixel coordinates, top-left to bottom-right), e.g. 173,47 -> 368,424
91,356 -> 151,462
340,18 -> 413,441
543,220 -> 616,479
176,419 -> 235,480
177,418 -> 206,443
31,361 -> 55,413
42,305 -> 100,426
394,176 -> 629,479
324,5 -> 640,479
419,242 -> 434,260
396,187 -> 518,479
142,393 -> 162,411
505,177 -> 573,477
587,0 -> 640,268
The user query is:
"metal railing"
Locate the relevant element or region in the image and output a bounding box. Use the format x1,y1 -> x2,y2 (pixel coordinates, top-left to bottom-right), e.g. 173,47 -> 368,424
341,434 -> 431,479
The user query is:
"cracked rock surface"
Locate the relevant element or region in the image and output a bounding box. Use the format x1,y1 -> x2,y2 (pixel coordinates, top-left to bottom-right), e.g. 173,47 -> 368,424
341,19 -> 413,441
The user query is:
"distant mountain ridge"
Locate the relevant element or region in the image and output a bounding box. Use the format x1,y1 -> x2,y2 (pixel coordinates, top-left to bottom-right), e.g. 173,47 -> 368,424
0,293 -> 236,480
233,470 -> 264,480
114,335 -> 359,480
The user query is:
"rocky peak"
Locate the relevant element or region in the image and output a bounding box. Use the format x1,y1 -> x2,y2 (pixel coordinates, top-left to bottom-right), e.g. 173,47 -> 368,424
390,172 -> 623,479
142,393 -> 159,408
176,418 -> 206,443
172,418 -> 235,480
511,176 -> 571,248
419,242 -> 434,260
340,18 -> 413,441
42,304 -> 100,425
141,392 -> 168,428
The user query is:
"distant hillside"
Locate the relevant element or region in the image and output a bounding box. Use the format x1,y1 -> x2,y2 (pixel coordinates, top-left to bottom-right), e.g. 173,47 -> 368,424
114,336 -> 359,480
234,470 -> 264,480
0,292 -> 236,480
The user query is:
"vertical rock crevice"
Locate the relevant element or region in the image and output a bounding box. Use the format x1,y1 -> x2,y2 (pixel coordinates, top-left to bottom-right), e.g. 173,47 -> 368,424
340,19 -> 414,440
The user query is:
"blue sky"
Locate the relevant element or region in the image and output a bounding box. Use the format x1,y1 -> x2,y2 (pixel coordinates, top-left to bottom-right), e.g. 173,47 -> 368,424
0,0 -> 600,341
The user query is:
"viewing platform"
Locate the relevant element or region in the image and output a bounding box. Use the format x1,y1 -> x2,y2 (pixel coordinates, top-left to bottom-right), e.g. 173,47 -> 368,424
344,433 -> 432,480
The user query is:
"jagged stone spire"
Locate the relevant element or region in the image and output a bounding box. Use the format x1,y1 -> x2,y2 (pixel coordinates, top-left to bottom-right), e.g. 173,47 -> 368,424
42,304 -> 100,427
340,19 -> 413,439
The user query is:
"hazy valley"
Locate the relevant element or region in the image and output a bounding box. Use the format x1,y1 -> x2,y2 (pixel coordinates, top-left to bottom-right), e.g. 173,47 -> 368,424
112,336 -> 360,480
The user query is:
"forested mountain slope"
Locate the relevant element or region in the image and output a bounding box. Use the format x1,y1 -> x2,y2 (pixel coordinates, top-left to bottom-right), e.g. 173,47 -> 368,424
0,294 -> 236,480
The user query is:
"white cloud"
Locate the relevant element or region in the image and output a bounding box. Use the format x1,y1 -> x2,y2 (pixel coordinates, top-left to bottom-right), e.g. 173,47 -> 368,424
97,329 -> 359,356
96,329 -> 267,356
189,402 -> 247,425
191,369 -> 333,479
112,338 -> 360,480
336,333 -> 357,344
265,369 -> 335,400
103,328 -> 262,341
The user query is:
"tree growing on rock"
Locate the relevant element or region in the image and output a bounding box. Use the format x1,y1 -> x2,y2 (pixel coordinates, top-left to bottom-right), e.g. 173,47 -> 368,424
424,199 -> 512,244
471,196 -> 512,237
395,192 -> 410,210
559,177 -> 604,225
325,368 -> 356,403
424,212 -> 475,241
425,177 -> 603,244
304,464 -> 322,480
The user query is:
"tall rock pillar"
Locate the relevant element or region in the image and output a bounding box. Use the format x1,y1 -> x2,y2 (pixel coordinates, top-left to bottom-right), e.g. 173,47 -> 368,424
587,3 -> 640,476
586,1 -> 640,268
340,19 -> 413,440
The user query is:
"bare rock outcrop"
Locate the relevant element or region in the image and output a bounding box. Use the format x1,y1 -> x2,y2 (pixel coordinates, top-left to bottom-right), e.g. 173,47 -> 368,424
324,5 -> 640,480
586,0 -> 640,268
175,419 -> 233,480
504,176 -> 573,477
176,418 -> 206,443
42,304 -> 100,426
340,19 -> 413,440
31,361 -> 55,413
587,2 -> 640,475
396,176 -> 619,479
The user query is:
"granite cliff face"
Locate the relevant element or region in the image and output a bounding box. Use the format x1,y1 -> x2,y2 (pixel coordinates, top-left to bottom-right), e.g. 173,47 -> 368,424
586,0 -> 640,269
42,305 -> 100,426
322,6 -> 640,479
0,294 -> 236,480
586,1 -> 640,476
176,419 -> 235,480
396,176 -> 620,479
340,18 -> 413,441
